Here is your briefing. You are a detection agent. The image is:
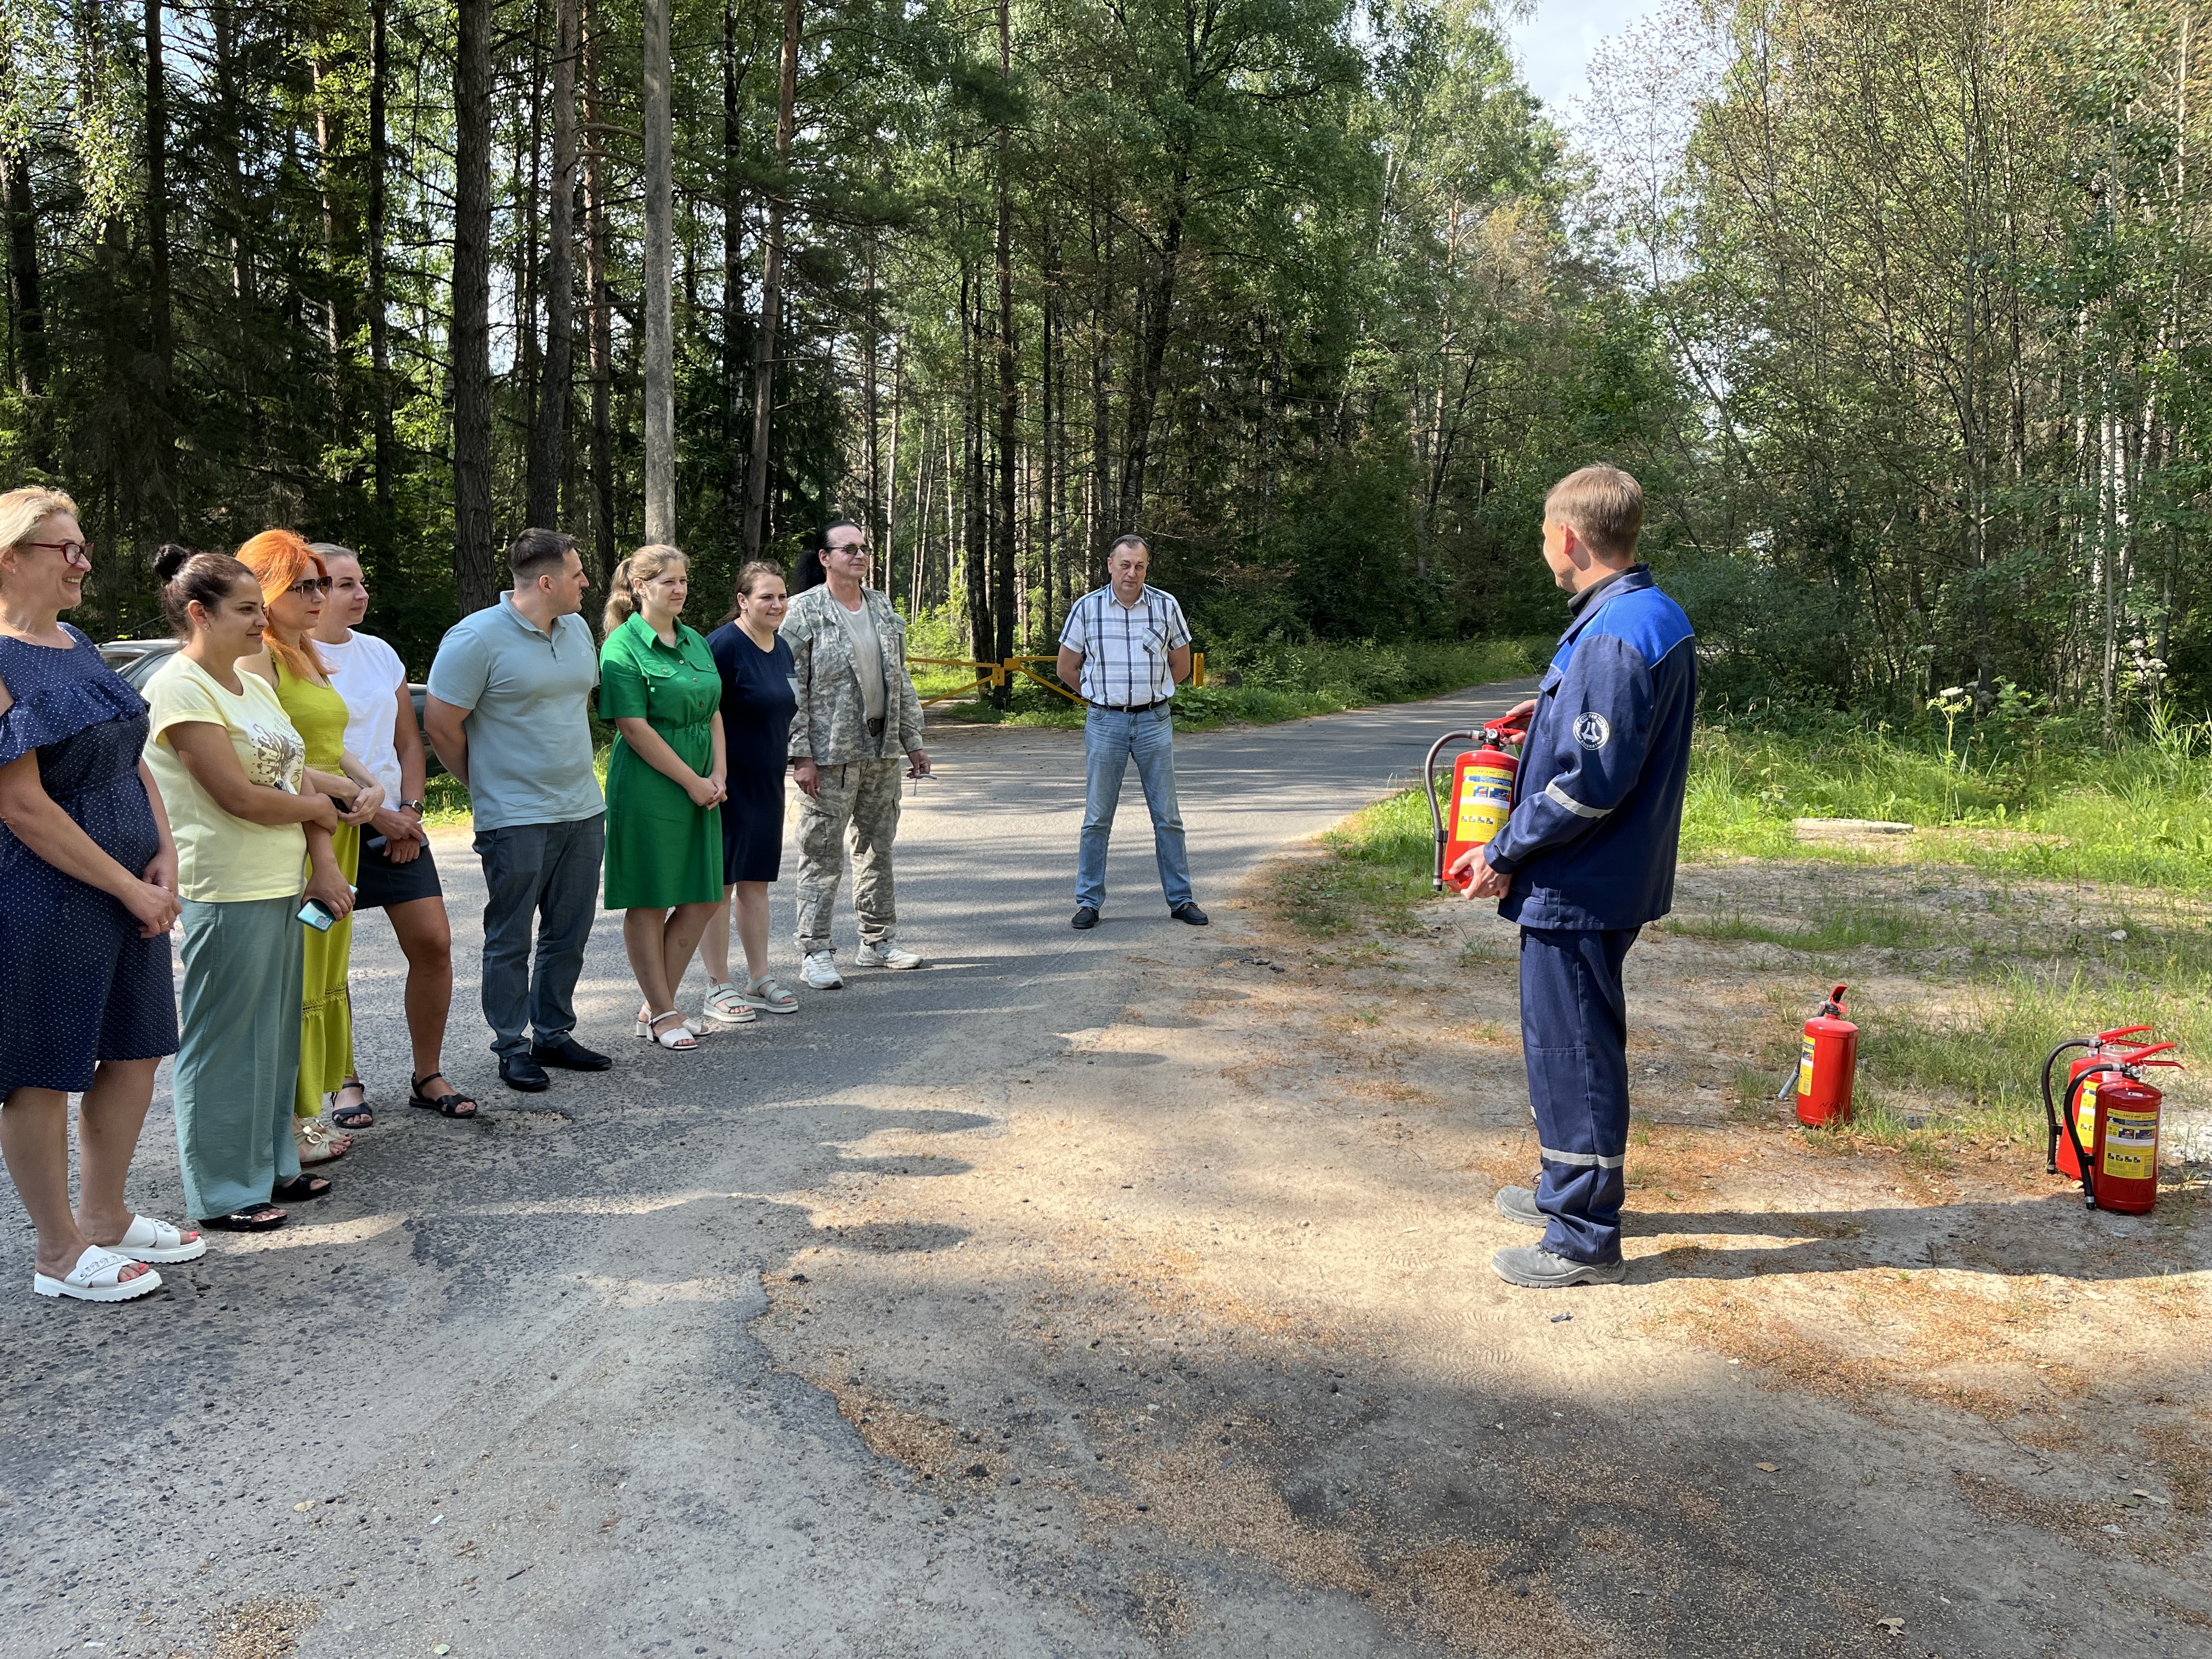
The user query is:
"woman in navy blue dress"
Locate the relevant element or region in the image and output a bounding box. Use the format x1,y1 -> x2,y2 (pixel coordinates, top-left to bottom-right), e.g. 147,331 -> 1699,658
697,561 -> 799,1023
0,491 -> 198,1303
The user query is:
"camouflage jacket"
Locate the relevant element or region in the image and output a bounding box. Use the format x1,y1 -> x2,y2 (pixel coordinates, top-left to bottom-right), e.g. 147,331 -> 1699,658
783,584 -> 926,764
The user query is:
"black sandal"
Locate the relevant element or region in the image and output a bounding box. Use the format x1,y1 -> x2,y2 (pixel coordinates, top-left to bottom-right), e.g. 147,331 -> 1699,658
330,1081 -> 374,1130
271,1175 -> 331,1203
408,1073 -> 479,1119
197,1204 -> 287,1231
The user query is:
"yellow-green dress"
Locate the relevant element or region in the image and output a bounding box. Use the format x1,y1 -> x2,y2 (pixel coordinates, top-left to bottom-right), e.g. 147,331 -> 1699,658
600,612 -> 723,909
273,658 -> 358,1118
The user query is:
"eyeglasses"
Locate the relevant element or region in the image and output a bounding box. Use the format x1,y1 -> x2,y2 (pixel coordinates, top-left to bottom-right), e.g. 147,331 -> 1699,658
827,543 -> 869,557
287,577 -> 332,596
24,540 -> 93,568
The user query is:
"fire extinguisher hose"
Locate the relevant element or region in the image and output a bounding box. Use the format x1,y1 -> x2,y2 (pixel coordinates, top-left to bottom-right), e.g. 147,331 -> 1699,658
2040,1037 -> 2092,1175
2060,1063 -> 2123,1210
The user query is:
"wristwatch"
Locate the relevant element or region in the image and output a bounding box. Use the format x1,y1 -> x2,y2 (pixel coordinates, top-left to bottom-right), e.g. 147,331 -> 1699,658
399,799 -> 426,814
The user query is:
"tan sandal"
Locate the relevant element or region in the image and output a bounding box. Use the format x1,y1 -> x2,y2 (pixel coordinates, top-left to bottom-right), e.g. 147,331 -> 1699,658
294,1115 -> 352,1165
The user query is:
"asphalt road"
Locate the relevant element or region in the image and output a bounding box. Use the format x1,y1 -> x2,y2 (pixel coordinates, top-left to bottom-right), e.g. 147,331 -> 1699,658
1,682 -> 1532,1659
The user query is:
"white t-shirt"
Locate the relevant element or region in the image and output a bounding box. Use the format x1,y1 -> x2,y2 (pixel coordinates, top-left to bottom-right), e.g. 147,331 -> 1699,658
318,630 -> 409,802
833,598 -> 887,724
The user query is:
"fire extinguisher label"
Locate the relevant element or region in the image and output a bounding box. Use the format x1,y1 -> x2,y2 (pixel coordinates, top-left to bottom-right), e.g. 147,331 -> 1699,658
2101,1108 -> 2159,1181
1455,777 -> 1513,846
2075,1079 -> 2099,1144
1797,1033 -> 1816,1097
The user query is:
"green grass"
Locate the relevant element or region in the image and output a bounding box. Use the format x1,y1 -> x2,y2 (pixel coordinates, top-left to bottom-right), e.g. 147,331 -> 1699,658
1685,708 -> 2212,891
930,635 -> 1551,730
1278,787 -> 1442,935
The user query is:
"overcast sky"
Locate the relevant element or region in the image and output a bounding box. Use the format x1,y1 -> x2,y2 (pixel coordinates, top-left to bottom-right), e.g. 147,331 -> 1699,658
1503,0 -> 1673,114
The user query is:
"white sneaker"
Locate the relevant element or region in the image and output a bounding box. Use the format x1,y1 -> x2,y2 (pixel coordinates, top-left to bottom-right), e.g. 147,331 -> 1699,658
801,951 -> 844,990
853,940 -> 924,969
701,981 -> 759,1025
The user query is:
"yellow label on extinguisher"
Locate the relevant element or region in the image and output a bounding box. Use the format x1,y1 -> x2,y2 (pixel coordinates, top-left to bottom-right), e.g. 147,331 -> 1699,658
2075,1080 -> 2099,1149
2100,1106 -> 2158,1181
1798,1033 -> 1816,1097
1454,774 -> 1514,848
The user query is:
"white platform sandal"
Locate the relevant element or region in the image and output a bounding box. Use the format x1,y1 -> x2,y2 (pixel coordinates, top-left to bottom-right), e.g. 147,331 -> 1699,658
33,1245 -> 162,1303
639,1009 -> 698,1051
109,1215 -> 207,1265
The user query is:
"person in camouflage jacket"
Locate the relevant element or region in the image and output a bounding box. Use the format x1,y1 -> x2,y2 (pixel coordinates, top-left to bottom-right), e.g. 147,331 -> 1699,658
782,521 -> 929,985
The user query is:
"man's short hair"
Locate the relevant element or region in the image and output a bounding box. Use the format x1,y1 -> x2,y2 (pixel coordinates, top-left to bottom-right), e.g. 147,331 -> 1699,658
1107,533 -> 1149,563
1544,466 -> 1644,559
510,528 -> 579,583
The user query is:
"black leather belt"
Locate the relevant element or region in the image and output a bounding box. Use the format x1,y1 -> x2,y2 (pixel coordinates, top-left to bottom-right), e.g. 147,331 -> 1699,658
1091,699 -> 1163,714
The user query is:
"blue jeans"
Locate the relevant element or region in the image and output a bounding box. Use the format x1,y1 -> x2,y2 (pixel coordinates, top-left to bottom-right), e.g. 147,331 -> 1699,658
1077,706 -> 1193,911
1520,925 -> 1641,1265
474,814 -> 605,1059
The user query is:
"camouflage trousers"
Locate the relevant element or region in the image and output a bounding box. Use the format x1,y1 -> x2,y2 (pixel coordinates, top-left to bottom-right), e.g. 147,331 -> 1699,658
793,757 -> 905,954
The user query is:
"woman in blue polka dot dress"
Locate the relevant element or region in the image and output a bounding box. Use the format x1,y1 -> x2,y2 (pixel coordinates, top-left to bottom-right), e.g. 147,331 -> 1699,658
0,488 -> 200,1303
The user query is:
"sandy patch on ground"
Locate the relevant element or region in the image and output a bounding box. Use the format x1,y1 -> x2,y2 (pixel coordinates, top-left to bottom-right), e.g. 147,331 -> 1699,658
743,851 -> 2212,1656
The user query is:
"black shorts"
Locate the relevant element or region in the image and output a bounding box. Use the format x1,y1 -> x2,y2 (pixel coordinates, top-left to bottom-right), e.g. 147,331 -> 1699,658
355,832 -> 444,910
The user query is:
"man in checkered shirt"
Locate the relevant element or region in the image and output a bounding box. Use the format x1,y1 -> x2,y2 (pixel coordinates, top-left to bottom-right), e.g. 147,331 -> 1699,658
1055,534 -> 1207,931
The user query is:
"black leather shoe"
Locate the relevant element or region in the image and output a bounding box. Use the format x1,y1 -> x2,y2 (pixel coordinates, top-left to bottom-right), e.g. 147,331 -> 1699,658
1170,901 -> 1210,926
500,1054 -> 550,1093
1071,905 -> 1099,930
532,1036 -> 612,1072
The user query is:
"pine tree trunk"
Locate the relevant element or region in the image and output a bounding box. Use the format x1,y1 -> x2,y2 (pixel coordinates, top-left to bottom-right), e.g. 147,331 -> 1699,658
583,0 -> 617,586
453,0 -> 499,613
642,0 -> 676,544
143,0 -> 172,379
368,0 -> 396,569
4,158 -> 45,402
528,0 -> 579,530
723,0 -> 748,538
990,0 -> 1017,693
743,0 -> 800,563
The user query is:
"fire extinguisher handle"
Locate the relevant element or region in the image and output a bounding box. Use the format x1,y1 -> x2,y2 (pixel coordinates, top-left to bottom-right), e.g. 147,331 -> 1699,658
2095,1024 -> 2157,1045
2122,1042 -> 2181,1066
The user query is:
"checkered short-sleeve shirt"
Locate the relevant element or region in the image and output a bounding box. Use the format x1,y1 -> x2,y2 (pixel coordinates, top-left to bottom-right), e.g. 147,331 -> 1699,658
1059,584 -> 1191,706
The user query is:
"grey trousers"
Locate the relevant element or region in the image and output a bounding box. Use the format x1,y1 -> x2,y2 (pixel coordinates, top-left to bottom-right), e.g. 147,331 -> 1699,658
793,759 -> 903,953
473,814 -> 605,1059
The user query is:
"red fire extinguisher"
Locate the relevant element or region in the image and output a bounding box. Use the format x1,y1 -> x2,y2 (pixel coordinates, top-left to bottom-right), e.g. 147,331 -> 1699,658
2041,1024 -> 2159,1179
1425,712 -> 1528,893
1792,984 -> 1859,1127
2058,1043 -> 2181,1214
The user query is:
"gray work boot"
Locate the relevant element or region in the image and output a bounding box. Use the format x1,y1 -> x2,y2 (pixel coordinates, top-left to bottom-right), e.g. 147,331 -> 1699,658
1493,1184 -> 1544,1228
1491,1245 -> 1627,1289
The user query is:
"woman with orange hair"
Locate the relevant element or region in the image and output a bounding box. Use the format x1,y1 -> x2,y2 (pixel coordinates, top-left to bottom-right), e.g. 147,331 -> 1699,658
235,532 -> 385,1159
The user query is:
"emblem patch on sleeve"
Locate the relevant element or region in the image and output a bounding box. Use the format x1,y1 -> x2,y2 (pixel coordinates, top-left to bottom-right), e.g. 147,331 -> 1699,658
1573,712 -> 1611,751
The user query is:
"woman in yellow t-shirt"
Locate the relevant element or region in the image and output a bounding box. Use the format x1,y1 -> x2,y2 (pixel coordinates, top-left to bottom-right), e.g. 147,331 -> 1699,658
236,532 -> 385,1160
144,550 -> 349,1232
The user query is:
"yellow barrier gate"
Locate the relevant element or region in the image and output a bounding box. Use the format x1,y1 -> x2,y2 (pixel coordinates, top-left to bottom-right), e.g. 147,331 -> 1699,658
908,650 -> 1205,707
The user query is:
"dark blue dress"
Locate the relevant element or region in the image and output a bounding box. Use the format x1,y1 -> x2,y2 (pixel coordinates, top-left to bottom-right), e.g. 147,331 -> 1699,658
707,622 -> 797,884
0,626 -> 179,1096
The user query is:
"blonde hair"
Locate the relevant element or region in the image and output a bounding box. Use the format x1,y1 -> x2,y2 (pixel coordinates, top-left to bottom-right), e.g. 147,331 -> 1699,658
605,544 -> 686,635
1544,465 -> 1644,560
0,487 -> 81,588
235,528 -> 330,684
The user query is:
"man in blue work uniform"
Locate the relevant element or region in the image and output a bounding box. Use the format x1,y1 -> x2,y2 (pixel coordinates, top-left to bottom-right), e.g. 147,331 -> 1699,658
1449,464 -> 1695,1289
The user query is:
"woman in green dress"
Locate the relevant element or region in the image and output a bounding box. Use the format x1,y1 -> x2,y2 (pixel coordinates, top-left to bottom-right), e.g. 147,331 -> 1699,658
238,531 -> 386,1154
600,545 -> 726,1052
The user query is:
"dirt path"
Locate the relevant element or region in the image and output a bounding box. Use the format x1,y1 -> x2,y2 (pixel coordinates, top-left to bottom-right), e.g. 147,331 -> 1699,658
747,850 -> 2212,1658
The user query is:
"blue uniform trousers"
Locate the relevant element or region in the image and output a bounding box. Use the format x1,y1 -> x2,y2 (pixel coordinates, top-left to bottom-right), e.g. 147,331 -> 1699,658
1520,925 -> 1640,1265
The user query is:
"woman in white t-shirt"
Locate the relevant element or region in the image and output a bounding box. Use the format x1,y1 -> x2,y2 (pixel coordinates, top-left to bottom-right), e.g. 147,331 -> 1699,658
309,545 -> 471,1121
144,549 -> 350,1232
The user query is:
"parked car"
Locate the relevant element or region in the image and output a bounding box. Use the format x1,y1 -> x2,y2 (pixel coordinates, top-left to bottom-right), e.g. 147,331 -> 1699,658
96,638 -> 442,776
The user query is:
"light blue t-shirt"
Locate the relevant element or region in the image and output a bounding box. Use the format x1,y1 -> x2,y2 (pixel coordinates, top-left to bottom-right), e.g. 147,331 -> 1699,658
426,594 -> 603,831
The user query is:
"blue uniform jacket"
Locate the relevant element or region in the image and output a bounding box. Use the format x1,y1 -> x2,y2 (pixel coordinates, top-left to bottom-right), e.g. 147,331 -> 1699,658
1486,565 -> 1696,931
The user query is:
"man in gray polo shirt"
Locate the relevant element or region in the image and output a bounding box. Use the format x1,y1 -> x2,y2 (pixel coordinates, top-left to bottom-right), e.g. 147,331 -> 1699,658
425,529 -> 613,1093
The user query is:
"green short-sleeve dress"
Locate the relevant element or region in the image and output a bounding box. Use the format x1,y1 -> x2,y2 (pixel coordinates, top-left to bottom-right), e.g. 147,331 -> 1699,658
600,612 -> 724,909
271,658 -> 358,1119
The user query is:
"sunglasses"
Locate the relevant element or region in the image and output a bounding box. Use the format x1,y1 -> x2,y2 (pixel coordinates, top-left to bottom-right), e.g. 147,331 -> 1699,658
286,577 -> 333,596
